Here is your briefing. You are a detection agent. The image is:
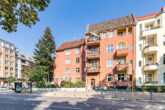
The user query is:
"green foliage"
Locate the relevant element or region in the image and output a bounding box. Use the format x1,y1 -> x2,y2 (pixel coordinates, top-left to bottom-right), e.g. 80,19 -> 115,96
31,66 -> 47,88
6,76 -> 15,87
74,80 -> 85,88
61,80 -> 75,88
0,0 -> 50,32
141,86 -> 165,92
36,84 -> 59,88
61,80 -> 85,88
22,64 -> 34,81
34,27 -> 56,82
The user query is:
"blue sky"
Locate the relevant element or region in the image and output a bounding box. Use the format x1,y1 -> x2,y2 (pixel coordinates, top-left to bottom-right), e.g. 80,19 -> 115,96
0,0 -> 164,56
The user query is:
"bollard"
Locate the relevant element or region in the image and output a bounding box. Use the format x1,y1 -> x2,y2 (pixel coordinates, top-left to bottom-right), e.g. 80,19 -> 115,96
150,90 -> 152,101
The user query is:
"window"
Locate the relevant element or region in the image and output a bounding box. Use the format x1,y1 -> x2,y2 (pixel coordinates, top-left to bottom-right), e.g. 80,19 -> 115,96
117,59 -> 125,64
163,54 -> 165,64
130,75 -> 132,81
107,45 -> 114,53
163,35 -> 165,46
118,44 -> 125,49
75,48 -> 80,54
107,59 -> 113,67
66,49 -> 70,55
10,73 -> 13,77
5,55 -> 8,59
10,56 -> 13,60
139,44 -> 142,51
5,66 -> 8,70
84,67 -> 86,72
10,51 -> 14,55
139,24 -> 142,32
66,68 -> 70,73
5,72 -> 8,77
5,61 -> 8,65
146,74 -> 153,82
164,73 -> 165,83
118,31 -> 124,36
76,68 -> 80,73
138,77 -> 142,84
10,67 -> 13,71
118,74 -> 126,81
5,49 -> 8,53
129,44 -> 133,50
15,74 -> 18,78
129,60 -> 133,66
139,61 -> 142,67
66,59 -> 70,64
103,32 -> 107,39
107,74 -> 113,82
76,57 -> 79,63
157,19 -> 160,26
21,60 -> 26,64
109,31 -> 114,38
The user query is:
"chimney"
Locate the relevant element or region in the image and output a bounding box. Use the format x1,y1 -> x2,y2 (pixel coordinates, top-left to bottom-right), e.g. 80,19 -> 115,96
74,37 -> 77,41
161,6 -> 165,12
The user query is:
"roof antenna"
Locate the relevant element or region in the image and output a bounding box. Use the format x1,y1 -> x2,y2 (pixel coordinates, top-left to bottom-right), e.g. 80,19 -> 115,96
74,37 -> 77,41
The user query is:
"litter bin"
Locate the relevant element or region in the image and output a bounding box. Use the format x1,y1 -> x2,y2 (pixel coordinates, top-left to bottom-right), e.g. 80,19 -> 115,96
15,82 -> 22,93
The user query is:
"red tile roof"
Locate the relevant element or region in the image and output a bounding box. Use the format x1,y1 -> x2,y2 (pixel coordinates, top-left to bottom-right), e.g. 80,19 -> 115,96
135,12 -> 161,20
56,38 -> 85,52
87,14 -> 135,33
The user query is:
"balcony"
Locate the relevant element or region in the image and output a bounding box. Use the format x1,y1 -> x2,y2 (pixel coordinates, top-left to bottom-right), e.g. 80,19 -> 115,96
116,64 -> 129,71
116,48 -> 128,57
87,37 -> 100,46
87,52 -> 100,60
143,45 -> 158,54
143,63 -> 158,71
87,66 -> 100,73
142,26 -> 161,37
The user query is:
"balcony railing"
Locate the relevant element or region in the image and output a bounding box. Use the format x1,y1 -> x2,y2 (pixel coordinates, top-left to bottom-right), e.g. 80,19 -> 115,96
87,37 -> 100,42
143,25 -> 161,32
116,48 -> 128,57
87,66 -> 100,73
143,45 -> 158,54
144,63 -> 158,71
87,52 -> 100,60
116,64 -> 129,71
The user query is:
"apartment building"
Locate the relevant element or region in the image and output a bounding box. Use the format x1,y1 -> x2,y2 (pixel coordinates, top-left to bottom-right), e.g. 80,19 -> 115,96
0,39 -> 18,87
85,14 -> 136,89
16,53 -> 34,79
54,39 -> 86,85
135,7 -> 165,86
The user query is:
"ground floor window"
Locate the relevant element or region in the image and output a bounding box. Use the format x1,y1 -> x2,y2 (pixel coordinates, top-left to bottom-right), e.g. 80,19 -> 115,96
146,73 -> 153,82
118,74 -> 126,81
107,74 -> 113,82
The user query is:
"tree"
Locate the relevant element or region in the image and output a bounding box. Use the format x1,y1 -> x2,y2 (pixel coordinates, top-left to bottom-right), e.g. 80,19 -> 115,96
6,76 -> 15,88
22,64 -> 34,81
0,0 -> 50,32
34,27 -> 56,82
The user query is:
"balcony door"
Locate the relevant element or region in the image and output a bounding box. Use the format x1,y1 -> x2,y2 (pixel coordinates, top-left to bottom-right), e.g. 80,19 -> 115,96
91,60 -> 97,66
90,48 -> 98,53
147,57 -> 153,64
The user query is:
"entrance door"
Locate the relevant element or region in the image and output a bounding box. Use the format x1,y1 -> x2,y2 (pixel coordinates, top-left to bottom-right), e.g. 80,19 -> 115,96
91,79 -> 95,89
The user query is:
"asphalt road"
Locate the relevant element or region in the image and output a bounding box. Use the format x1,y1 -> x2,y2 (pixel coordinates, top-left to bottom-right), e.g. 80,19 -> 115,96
0,93 -> 165,110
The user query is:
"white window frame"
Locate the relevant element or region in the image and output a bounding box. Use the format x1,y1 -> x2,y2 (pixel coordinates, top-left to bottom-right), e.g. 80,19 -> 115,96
107,45 -> 114,53
107,59 -> 113,67
66,68 -> 70,74
129,44 -> 133,50
109,31 -> 114,38
76,68 -> 80,73
75,48 -> 80,54
65,59 -> 70,64
103,32 -> 107,39
66,49 -> 70,55
107,74 -> 113,82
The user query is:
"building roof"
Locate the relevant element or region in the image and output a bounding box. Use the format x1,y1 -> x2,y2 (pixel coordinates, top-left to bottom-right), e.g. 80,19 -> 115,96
86,14 -> 135,33
56,38 -> 85,52
135,12 -> 161,21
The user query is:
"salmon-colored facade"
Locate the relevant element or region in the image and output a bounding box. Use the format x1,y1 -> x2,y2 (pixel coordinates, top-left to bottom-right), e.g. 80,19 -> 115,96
85,14 -> 136,89
54,14 -> 137,89
54,39 -> 86,85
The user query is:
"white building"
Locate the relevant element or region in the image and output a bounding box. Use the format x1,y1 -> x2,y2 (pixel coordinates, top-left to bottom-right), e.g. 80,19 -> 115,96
136,7 -> 165,86
16,53 -> 34,79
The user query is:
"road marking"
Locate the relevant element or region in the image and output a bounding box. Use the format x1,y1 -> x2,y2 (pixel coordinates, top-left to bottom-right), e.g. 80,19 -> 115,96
52,105 -> 82,110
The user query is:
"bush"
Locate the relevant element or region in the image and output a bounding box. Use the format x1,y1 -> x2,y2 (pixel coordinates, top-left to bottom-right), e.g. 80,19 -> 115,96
61,80 -> 75,88
141,86 -> 165,92
46,84 -> 59,88
74,80 -> 85,88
